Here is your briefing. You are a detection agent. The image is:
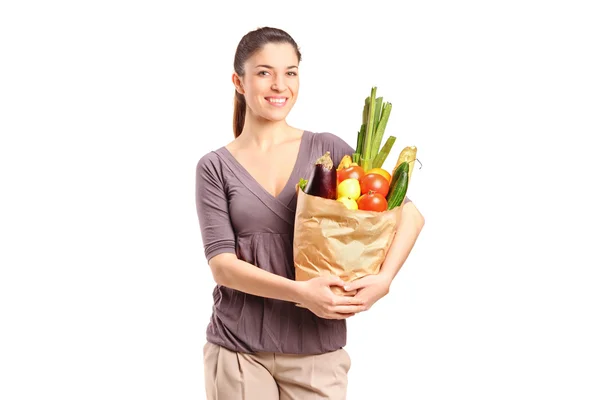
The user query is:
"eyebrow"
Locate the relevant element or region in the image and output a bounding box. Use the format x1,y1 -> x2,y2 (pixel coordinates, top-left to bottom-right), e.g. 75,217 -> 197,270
254,64 -> 298,69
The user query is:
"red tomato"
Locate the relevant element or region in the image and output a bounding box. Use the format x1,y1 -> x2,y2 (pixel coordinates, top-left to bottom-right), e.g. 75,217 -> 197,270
357,192 -> 388,212
359,173 -> 390,197
337,165 -> 365,183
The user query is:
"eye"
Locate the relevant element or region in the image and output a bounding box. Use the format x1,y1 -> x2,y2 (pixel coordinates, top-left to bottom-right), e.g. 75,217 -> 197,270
258,70 -> 270,76
287,71 -> 298,76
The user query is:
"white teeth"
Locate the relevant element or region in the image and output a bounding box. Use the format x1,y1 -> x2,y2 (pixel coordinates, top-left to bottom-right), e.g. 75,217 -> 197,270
267,98 -> 286,104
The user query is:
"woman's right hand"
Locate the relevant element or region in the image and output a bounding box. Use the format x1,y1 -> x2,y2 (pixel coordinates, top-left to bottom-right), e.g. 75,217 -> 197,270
296,276 -> 366,319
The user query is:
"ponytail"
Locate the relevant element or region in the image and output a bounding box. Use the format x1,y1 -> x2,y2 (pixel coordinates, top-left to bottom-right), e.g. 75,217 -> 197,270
233,91 -> 246,138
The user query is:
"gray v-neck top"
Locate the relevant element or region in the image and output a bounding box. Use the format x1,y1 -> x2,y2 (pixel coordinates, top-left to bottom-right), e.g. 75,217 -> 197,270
195,130 -> 356,355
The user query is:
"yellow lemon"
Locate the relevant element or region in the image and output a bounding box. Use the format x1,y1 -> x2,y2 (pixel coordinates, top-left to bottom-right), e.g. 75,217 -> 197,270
337,196 -> 358,210
337,178 -> 361,200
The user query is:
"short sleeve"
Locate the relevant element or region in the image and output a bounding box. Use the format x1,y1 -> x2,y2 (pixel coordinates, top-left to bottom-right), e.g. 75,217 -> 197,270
195,153 -> 237,262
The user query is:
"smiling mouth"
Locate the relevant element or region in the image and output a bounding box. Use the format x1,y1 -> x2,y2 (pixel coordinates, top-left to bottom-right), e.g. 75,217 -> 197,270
265,97 -> 288,107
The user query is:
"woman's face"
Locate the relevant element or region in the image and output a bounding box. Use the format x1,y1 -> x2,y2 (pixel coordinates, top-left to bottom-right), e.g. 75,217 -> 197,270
235,42 -> 300,124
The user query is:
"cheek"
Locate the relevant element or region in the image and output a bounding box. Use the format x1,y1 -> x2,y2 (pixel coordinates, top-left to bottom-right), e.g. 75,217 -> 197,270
288,78 -> 299,92
246,81 -> 270,100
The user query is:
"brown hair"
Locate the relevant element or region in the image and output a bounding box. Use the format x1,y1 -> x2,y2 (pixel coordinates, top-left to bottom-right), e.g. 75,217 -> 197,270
232,27 -> 302,138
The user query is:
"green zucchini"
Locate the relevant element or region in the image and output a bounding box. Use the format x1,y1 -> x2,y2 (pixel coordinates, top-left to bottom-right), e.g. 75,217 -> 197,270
387,161 -> 409,209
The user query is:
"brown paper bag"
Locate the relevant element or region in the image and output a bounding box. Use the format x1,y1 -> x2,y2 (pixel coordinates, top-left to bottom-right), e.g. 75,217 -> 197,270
293,189 -> 403,296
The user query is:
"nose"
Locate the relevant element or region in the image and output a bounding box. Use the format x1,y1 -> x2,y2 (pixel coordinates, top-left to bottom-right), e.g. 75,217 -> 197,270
271,74 -> 286,91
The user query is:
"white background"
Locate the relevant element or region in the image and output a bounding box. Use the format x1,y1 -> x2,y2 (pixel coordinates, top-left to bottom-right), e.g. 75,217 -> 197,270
1,0 -> 599,399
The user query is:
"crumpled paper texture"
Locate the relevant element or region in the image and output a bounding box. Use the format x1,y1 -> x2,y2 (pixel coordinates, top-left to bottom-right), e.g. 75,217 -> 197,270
293,189 -> 402,295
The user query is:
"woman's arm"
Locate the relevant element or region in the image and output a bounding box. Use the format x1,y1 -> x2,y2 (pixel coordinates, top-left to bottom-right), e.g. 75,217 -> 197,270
209,253 -> 367,319
209,253 -> 301,302
379,201 -> 425,283
342,201 -> 425,308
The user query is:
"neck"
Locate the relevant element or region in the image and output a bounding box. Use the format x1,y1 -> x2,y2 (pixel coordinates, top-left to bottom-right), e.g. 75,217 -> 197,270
239,117 -> 295,150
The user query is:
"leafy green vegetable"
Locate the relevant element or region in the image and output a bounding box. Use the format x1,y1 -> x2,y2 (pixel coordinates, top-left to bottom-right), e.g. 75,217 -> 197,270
354,86 -> 396,171
298,178 -> 308,192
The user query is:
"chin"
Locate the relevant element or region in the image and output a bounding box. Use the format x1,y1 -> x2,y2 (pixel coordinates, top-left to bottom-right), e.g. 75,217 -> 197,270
262,110 -> 291,122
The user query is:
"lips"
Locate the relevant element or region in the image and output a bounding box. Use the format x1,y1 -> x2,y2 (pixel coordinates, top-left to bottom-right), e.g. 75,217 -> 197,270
265,97 -> 288,107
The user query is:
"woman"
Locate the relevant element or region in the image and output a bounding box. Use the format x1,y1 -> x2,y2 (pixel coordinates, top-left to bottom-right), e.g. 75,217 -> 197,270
195,26 -> 425,399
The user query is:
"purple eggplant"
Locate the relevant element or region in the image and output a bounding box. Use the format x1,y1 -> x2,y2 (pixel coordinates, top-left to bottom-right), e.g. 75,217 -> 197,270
304,151 -> 337,200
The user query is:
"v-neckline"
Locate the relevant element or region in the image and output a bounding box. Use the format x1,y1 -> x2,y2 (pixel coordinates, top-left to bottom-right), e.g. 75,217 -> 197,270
219,130 -> 309,202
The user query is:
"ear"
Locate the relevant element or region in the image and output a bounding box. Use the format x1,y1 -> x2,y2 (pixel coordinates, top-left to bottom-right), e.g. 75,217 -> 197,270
232,73 -> 245,94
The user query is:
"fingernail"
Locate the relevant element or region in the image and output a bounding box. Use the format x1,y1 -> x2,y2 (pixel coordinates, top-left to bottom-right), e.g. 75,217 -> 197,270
344,286 -> 350,291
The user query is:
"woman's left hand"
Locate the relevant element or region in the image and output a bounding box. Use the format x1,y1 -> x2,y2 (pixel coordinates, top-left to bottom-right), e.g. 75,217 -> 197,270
342,274 -> 392,311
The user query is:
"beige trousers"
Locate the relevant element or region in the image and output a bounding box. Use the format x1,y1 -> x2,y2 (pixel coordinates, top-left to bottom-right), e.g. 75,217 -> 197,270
203,342 -> 351,400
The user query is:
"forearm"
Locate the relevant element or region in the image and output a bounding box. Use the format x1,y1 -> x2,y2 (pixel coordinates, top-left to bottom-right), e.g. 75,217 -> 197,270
379,203 -> 425,284
209,253 -> 302,303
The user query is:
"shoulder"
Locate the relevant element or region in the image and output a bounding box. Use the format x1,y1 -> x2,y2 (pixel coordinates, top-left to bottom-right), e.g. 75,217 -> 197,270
306,131 -> 355,168
196,149 -> 227,183
196,150 -> 220,170
310,131 -> 355,153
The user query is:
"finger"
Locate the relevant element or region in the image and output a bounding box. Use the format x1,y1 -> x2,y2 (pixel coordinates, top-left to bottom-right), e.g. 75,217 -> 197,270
343,283 -> 359,292
325,311 -> 356,320
332,305 -> 366,314
344,275 -> 378,292
324,275 -> 345,287
336,313 -> 356,319
344,279 -> 371,292
316,310 -> 351,320
340,288 -> 358,296
334,295 -> 364,306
